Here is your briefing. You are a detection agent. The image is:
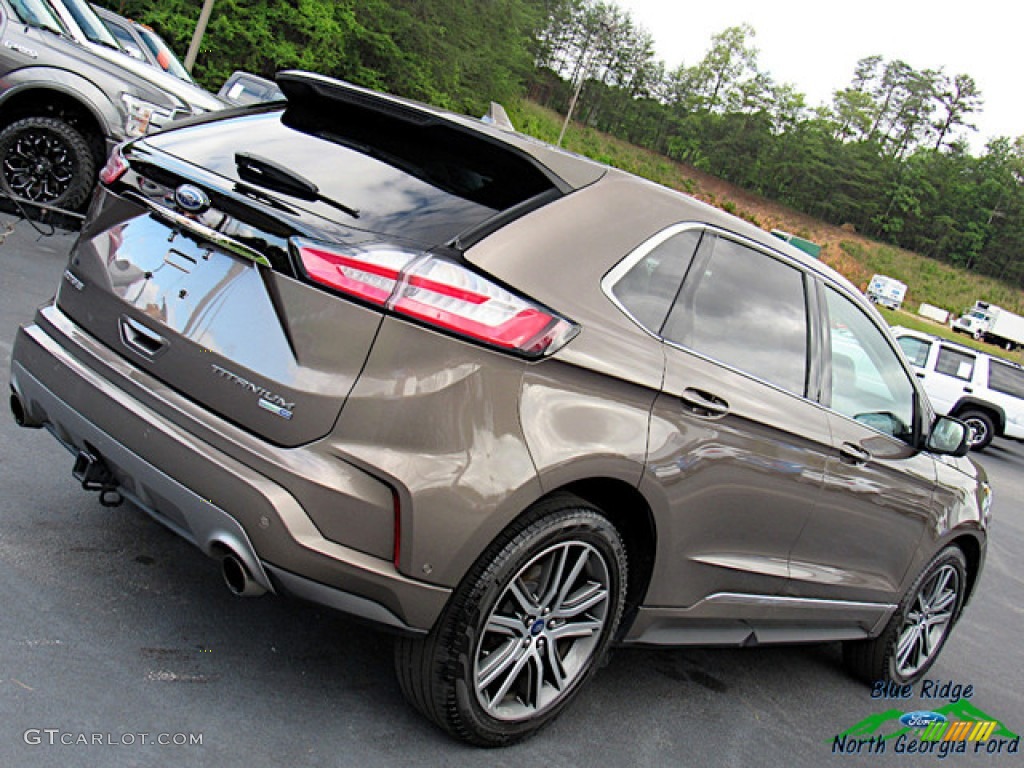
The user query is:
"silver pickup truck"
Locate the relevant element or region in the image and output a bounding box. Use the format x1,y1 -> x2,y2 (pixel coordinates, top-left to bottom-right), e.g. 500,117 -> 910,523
0,0 -> 222,211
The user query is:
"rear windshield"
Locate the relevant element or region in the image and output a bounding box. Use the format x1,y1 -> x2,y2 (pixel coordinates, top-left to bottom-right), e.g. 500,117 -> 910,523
145,108 -> 559,246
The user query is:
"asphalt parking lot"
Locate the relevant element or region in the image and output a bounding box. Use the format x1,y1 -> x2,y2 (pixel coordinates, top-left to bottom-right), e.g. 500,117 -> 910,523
1,212 -> 1021,767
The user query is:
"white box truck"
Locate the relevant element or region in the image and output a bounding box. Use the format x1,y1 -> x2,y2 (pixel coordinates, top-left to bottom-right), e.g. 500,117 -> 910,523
866,274 -> 907,310
953,301 -> 1024,350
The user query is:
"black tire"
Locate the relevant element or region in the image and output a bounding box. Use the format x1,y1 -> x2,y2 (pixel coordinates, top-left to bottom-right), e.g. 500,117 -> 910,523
394,494 -> 627,747
959,409 -> 995,451
0,116 -> 96,210
843,546 -> 967,685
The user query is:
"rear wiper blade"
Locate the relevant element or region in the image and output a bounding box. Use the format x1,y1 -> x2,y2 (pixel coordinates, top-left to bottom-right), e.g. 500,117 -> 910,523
234,152 -> 360,219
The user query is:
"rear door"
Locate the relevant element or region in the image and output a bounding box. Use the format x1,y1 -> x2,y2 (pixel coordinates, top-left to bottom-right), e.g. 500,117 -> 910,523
639,229 -> 832,607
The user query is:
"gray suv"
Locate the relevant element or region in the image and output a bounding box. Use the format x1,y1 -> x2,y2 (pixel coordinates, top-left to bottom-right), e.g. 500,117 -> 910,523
8,71 -> 991,746
0,0 -> 222,210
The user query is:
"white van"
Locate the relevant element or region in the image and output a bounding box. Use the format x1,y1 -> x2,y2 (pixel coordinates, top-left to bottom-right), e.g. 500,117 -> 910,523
894,327 -> 1024,450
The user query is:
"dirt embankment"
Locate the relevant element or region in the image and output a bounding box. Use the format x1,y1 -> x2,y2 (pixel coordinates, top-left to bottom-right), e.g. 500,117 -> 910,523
677,164 -> 879,289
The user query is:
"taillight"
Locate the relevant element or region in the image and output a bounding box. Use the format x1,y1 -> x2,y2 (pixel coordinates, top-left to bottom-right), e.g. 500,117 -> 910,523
297,243 -> 414,306
99,144 -> 129,185
294,239 -> 577,358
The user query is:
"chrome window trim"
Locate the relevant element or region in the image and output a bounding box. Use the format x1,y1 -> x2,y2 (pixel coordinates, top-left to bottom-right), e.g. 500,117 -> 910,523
599,221 -> 702,341
602,222 -> 816,400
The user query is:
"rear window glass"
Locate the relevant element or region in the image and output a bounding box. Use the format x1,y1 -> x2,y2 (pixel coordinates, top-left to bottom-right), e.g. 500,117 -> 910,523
146,109 -> 559,246
989,359 -> 1024,399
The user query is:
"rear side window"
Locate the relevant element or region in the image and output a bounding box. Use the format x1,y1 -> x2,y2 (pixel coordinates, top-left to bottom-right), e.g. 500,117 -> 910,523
897,336 -> 932,368
935,347 -> 975,381
662,235 -> 809,395
989,359 -> 1024,399
608,228 -> 700,334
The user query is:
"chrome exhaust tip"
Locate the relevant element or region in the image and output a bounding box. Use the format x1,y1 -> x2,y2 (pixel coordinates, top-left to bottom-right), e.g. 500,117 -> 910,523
221,553 -> 267,597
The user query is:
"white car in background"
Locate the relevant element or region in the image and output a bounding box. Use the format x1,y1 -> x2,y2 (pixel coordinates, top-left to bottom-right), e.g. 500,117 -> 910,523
894,327 -> 1024,450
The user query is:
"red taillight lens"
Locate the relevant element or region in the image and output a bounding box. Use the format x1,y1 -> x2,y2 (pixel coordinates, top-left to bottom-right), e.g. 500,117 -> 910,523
98,144 -> 129,185
294,239 -> 577,358
393,259 -> 572,354
297,243 -> 414,306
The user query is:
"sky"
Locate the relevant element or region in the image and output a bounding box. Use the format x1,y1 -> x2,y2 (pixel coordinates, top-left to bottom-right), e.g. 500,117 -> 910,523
614,0 -> 1021,150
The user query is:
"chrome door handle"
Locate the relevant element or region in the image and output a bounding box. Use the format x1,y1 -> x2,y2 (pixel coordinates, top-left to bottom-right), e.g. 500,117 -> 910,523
839,442 -> 871,466
679,388 -> 729,418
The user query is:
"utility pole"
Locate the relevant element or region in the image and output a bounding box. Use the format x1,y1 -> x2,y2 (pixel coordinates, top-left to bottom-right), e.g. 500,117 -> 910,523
184,0 -> 216,73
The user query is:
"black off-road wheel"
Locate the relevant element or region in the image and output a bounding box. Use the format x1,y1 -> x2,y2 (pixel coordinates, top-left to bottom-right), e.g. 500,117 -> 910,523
959,409 -> 995,451
0,116 -> 96,210
843,546 -> 967,685
395,494 -> 627,747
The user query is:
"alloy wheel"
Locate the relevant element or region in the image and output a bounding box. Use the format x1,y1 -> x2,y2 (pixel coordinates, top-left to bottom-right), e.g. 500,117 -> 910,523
893,563 -> 960,678
3,129 -> 77,203
473,540 -> 611,721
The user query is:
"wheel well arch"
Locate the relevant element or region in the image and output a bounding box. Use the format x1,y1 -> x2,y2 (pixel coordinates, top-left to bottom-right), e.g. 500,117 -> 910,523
951,399 -> 1005,433
950,533 -> 983,607
547,477 -> 657,636
0,87 -> 108,167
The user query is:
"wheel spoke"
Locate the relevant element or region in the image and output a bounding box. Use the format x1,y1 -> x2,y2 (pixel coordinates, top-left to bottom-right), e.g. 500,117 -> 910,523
486,648 -> 533,710
544,640 -> 567,690
556,580 -> 608,618
896,623 -> 922,671
477,639 -> 522,691
527,651 -> 545,709
549,618 -> 602,640
509,578 -> 539,615
537,545 -> 569,609
930,589 -> 956,616
554,546 -> 591,609
484,613 -> 523,637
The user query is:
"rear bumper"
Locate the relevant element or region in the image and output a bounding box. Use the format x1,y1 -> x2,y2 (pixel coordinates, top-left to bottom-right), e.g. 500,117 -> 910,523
10,305 -> 450,633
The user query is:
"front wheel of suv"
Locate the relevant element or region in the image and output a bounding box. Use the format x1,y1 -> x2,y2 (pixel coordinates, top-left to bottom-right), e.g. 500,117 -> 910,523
843,546 -> 967,685
394,494 -> 627,747
0,117 -> 96,211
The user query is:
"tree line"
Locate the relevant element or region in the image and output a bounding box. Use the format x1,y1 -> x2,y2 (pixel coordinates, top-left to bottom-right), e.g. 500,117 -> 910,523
111,0 -> 1024,287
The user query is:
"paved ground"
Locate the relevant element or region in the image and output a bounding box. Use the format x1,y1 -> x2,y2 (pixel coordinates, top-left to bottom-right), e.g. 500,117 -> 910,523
0,212 -> 1021,767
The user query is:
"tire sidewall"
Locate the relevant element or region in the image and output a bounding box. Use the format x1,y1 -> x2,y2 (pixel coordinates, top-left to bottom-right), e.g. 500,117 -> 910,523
446,507 -> 627,745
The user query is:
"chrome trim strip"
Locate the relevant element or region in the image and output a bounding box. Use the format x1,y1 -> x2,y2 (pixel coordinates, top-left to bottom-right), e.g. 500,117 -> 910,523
124,191 -> 271,267
701,592 -> 897,613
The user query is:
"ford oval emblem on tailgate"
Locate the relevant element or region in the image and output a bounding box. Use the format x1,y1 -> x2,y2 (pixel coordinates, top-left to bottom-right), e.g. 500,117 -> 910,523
174,184 -> 211,214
